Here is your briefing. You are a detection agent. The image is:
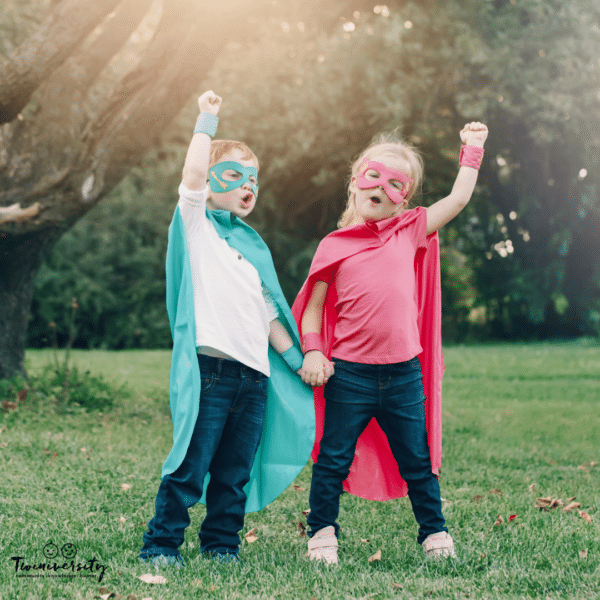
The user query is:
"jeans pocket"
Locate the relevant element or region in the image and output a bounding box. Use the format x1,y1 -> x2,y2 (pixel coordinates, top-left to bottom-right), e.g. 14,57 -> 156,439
201,374 -> 217,393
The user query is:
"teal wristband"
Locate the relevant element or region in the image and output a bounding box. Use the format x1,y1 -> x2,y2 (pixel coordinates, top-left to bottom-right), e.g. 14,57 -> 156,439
194,113 -> 218,137
281,346 -> 304,372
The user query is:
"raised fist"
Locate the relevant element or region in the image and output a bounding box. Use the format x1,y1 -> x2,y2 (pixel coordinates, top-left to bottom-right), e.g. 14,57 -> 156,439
198,90 -> 222,116
460,122 -> 488,147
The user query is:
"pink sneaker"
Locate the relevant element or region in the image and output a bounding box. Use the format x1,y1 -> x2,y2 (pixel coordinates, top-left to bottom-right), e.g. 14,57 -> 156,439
307,526 -> 338,565
422,532 -> 456,558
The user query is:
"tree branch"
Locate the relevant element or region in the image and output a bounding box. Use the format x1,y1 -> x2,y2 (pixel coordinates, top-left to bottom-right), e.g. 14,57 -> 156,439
0,0 -> 123,124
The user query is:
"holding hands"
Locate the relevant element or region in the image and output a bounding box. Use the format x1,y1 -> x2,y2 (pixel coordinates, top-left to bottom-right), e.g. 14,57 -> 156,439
198,90 -> 222,116
300,351 -> 335,387
460,122 -> 488,147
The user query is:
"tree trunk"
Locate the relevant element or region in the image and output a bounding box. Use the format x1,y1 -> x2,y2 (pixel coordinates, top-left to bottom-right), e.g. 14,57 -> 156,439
0,229 -> 59,378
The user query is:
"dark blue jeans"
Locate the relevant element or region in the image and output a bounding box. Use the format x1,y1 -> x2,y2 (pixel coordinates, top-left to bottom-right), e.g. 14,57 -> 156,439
307,357 -> 447,544
140,355 -> 268,559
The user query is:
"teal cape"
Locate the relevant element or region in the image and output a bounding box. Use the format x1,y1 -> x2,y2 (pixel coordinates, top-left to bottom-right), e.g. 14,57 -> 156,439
163,206 -> 315,512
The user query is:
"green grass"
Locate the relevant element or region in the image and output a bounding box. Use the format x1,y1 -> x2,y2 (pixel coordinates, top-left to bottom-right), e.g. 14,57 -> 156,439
1,343 -> 599,599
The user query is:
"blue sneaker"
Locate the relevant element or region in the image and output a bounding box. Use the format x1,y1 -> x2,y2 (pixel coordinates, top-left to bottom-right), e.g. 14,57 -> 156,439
140,554 -> 185,569
207,552 -> 241,565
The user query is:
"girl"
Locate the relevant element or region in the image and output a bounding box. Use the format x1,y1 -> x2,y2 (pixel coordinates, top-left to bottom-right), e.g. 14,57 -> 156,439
293,122 -> 488,564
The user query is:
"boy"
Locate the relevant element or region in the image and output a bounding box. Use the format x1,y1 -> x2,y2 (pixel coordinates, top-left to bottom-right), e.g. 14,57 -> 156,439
140,91 -> 315,567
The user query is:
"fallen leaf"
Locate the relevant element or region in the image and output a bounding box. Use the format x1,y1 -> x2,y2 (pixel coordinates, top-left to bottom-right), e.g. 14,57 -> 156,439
590,461 -> 597,467
528,483 -> 536,494
563,502 -> 581,513
473,495 -> 484,502
302,509 -> 311,517
534,497 -> 563,509
360,538 -> 370,544
293,485 -> 306,492
2,401 -> 18,411
494,515 -> 504,526
17,389 -> 27,404
297,521 -> 307,537
244,528 -> 258,543
119,516 -> 127,525
489,489 -> 503,496
578,511 -> 592,523
138,573 -> 167,584
80,447 -> 87,452
121,483 -> 132,492
391,583 -> 402,589
368,549 -> 382,562
579,549 -> 588,559
508,514 -> 518,522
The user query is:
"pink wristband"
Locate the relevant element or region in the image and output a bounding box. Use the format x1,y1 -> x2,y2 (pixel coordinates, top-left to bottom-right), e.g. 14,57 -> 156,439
302,332 -> 324,355
459,145 -> 485,170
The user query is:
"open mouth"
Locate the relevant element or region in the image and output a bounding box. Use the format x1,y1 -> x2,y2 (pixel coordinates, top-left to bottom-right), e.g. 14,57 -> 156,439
241,193 -> 253,206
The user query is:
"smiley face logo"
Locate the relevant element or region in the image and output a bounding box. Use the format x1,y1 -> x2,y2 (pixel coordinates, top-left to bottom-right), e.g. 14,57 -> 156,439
43,542 -> 59,559
61,543 -> 77,559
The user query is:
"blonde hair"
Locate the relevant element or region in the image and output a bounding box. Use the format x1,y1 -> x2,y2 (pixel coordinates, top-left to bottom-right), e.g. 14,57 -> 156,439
338,133 -> 423,229
209,139 -> 259,170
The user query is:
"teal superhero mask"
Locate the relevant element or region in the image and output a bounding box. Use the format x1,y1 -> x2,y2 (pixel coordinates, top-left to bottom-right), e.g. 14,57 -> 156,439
209,161 -> 259,196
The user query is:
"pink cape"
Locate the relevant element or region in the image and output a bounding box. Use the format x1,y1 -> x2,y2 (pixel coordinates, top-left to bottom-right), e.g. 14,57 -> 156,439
291,210 -> 444,501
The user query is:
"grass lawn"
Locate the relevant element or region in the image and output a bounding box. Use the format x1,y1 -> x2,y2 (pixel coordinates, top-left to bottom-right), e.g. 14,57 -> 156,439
1,342 -> 598,599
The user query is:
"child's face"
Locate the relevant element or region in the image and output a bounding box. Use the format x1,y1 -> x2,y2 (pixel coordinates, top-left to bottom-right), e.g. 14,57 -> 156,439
206,148 -> 259,218
351,155 -> 409,223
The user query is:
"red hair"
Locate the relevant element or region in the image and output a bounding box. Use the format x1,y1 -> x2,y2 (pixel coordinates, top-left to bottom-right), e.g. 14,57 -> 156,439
209,140 -> 259,170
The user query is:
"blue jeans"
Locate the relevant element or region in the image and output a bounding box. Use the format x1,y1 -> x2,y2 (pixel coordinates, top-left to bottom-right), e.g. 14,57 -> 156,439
307,357 -> 447,544
140,355 -> 268,558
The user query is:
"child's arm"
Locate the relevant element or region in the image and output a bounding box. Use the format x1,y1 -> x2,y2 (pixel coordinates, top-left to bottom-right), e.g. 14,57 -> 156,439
269,319 -> 303,375
182,90 -> 222,192
426,122 -> 489,235
300,281 -> 335,387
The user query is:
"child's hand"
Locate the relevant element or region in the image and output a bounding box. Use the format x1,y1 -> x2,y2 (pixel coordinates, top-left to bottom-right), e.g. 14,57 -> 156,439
460,122 -> 488,147
198,90 -> 222,116
300,351 -> 335,387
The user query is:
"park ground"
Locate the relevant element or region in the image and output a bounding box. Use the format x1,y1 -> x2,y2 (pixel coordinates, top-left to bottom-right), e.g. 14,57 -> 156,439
0,342 -> 599,599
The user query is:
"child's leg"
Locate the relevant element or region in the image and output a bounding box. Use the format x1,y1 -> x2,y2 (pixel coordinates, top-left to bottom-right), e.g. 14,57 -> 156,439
140,356 -> 232,559
376,357 -> 448,544
199,362 -> 267,556
308,360 -> 377,537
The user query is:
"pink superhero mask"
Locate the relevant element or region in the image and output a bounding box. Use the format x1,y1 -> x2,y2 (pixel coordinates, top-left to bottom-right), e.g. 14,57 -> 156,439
355,160 -> 414,204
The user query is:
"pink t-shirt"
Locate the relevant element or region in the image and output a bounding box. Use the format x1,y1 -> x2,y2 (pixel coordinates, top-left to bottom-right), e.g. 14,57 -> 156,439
318,208 -> 428,364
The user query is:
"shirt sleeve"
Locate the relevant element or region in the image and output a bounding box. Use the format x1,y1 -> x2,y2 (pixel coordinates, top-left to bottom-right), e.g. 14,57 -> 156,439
178,182 -> 209,234
262,285 -> 280,322
412,206 -> 429,250
314,265 -> 336,285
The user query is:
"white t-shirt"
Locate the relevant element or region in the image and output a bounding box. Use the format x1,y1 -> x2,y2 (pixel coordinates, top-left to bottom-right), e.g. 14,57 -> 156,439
178,183 -> 278,377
